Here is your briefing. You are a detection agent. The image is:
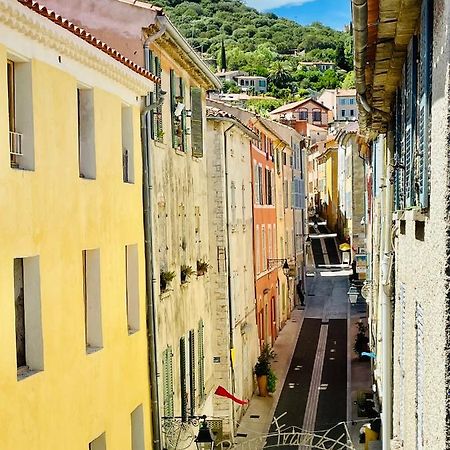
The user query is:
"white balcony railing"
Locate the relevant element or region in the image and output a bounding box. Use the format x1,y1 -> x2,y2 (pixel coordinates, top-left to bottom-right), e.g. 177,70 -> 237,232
9,131 -> 23,156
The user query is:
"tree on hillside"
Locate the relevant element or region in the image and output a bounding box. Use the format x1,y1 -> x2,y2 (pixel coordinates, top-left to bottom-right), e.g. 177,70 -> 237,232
220,39 -> 227,72
342,71 -> 355,89
335,40 -> 349,70
268,61 -> 291,88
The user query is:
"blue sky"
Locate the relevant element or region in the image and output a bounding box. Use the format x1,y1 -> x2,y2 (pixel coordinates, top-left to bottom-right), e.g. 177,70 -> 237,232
244,0 -> 351,30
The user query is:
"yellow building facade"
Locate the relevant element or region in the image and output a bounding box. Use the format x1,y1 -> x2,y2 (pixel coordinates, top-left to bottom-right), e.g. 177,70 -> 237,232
0,1 -> 155,449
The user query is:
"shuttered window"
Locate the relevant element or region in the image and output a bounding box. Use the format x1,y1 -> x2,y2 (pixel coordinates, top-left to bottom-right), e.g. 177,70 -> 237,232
189,329 -> 196,416
162,346 -> 174,417
404,37 -> 417,208
153,57 -> 163,142
197,320 -> 205,403
170,70 -> 187,151
191,87 -> 204,157
179,337 -> 187,422
417,0 -> 433,208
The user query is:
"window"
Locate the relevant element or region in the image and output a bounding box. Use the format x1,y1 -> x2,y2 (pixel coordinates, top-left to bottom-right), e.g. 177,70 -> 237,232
282,151 -> 287,166
14,256 -> 43,378
230,181 -> 237,226
77,88 -> 96,179
265,168 -> 272,205
261,225 -> 266,271
312,109 -> 321,122
170,70 -> 187,152
350,109 -> 355,117
82,249 -> 102,352
162,346 -> 174,417
122,106 -> 134,183
339,98 -> 346,105
89,433 -> 106,450
341,110 -> 346,118
179,337 -> 187,422
149,54 -> 164,143
7,60 -> 34,170
349,98 -> 355,105
268,225 -> 272,259
131,405 -> 145,450
299,109 -> 308,120
253,162 -> 259,204
125,245 -> 139,333
255,226 -> 260,274
191,87 -> 204,157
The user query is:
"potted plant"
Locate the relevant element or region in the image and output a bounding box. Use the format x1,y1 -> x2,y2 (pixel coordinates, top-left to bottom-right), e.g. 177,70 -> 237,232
267,368 -> 277,394
196,260 -> 211,276
254,344 -> 275,397
160,270 -> 175,293
180,264 -> 195,284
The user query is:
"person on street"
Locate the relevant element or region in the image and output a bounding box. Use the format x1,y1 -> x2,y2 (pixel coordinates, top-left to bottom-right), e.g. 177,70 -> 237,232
296,280 -> 305,306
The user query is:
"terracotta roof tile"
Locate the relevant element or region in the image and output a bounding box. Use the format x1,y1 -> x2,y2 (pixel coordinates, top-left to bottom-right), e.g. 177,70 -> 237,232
18,0 -> 160,84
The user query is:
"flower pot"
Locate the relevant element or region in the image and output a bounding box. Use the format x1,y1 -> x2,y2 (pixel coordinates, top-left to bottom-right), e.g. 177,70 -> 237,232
257,374 -> 268,397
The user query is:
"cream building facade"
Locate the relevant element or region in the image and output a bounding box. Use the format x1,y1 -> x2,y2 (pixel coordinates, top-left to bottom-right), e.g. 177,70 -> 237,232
0,0 -> 156,449
206,106 -> 259,426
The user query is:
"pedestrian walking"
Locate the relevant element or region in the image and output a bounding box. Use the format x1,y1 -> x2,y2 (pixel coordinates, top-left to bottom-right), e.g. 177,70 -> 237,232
296,280 -> 305,306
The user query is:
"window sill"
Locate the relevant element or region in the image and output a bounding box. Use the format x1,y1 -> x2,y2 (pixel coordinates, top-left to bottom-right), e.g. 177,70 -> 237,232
128,327 -> 139,336
160,290 -> 171,300
123,180 -> 135,185
175,148 -> 187,157
10,164 -> 34,172
17,366 -> 41,381
79,175 -> 96,181
86,346 -> 102,355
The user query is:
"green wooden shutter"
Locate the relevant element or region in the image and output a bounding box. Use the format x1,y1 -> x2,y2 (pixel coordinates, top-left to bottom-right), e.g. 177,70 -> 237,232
189,329 -> 195,416
417,0 -> 432,209
197,320 -> 205,403
179,337 -> 187,422
162,347 -> 174,417
394,89 -> 404,211
170,70 -> 178,149
180,79 -> 187,152
190,87 -> 204,157
404,37 -> 417,208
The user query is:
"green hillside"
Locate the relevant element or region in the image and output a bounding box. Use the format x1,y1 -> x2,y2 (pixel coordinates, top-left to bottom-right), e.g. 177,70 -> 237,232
149,0 -> 354,99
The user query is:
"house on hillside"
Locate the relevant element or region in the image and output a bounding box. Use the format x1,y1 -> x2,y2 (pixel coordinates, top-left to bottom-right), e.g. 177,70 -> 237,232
235,75 -> 267,94
318,88 -> 358,122
215,71 -> 268,94
297,61 -> 336,72
0,1 -> 156,448
270,98 -> 330,135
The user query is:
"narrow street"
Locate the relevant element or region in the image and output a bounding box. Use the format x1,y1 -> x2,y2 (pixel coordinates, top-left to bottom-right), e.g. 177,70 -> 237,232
269,229 -> 350,445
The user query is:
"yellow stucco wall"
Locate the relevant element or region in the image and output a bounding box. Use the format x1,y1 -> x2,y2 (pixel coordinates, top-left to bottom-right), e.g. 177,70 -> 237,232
0,48 -> 152,450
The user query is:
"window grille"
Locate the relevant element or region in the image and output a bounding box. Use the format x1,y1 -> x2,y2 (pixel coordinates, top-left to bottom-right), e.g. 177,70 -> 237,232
162,347 -> 174,417
197,320 -> 205,403
415,302 -> 424,450
180,337 -> 187,422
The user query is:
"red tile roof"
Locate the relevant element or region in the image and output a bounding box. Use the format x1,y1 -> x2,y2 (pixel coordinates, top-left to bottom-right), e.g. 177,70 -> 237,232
18,0 -> 160,84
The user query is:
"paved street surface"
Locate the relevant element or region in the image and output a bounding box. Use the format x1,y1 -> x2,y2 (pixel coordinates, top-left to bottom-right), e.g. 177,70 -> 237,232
235,225 -> 373,450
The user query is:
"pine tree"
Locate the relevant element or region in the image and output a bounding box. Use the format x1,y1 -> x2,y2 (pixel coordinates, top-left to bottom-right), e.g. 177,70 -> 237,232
220,39 -> 227,72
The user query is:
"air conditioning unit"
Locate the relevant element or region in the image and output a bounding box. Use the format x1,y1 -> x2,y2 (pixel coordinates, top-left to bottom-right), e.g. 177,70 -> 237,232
9,131 -> 23,156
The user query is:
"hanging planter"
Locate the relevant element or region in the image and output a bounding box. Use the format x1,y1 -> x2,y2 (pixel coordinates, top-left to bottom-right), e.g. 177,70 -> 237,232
196,260 -> 211,276
160,270 -> 175,293
180,264 -> 195,284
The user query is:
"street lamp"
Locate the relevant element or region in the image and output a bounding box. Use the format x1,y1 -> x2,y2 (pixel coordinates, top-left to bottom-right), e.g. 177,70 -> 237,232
267,258 -> 290,276
347,285 -> 359,304
195,416 -> 215,450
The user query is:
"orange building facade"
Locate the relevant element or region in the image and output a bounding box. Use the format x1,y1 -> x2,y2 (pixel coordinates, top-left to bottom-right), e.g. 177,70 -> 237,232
251,128 -> 278,348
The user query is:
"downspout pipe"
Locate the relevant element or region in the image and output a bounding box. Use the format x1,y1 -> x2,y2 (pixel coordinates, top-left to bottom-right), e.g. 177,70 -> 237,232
223,122 -> 236,433
141,47 -> 162,450
378,133 -> 393,450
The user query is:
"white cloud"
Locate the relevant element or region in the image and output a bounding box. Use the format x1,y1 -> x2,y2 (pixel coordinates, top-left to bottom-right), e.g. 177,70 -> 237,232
244,0 -> 316,11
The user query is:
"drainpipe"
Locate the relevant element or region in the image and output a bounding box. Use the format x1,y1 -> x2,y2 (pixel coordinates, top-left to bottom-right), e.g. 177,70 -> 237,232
378,133 -> 393,449
141,44 -> 164,450
223,123 -> 236,434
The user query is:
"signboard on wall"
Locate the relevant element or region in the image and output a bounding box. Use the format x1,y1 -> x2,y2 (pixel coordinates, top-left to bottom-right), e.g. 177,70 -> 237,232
355,254 -> 367,274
